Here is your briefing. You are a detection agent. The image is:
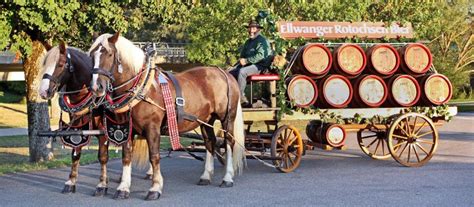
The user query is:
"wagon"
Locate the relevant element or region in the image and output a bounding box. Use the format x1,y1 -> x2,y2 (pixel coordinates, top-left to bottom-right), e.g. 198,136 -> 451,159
220,41 -> 457,172
237,105 -> 457,173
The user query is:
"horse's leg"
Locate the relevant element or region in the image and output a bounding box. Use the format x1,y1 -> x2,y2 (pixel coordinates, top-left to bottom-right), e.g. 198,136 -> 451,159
145,163 -> 153,180
198,121 -> 217,185
62,147 -> 81,193
145,128 -> 163,200
93,135 -> 109,196
221,121 -> 235,188
114,142 -> 132,199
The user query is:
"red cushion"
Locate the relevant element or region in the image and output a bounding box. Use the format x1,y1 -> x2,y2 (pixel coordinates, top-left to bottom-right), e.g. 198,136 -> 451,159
248,74 -> 280,81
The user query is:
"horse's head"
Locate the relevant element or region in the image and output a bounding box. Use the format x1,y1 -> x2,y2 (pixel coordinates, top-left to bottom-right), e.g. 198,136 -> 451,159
39,42 -> 74,100
89,32 -> 145,97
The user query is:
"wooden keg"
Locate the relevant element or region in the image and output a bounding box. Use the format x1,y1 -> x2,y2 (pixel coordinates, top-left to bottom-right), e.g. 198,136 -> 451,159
399,43 -> 432,75
291,44 -> 332,78
366,44 -> 399,77
306,121 -> 346,148
317,74 -> 353,108
352,75 -> 388,107
419,73 -> 452,105
333,44 -> 367,78
286,75 -> 318,108
387,74 -> 421,107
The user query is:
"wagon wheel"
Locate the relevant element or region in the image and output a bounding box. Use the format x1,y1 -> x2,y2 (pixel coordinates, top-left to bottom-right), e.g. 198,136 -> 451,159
387,113 -> 439,167
357,128 -> 391,160
271,125 -> 304,173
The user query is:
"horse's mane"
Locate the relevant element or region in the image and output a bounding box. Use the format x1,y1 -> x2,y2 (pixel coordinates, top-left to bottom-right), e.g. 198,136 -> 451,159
89,33 -> 145,74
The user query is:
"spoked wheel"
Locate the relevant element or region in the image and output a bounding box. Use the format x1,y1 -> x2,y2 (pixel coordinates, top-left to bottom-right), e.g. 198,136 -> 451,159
271,125 -> 304,173
387,113 -> 439,167
357,129 -> 391,160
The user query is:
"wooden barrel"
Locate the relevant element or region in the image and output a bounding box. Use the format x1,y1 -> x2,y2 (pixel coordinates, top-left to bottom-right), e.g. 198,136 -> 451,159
366,44 -> 400,77
306,121 -> 346,148
387,74 -> 421,107
399,43 -> 432,75
419,73 -> 452,105
291,44 -> 332,78
333,44 -> 367,78
286,75 -> 318,108
352,75 -> 388,107
317,74 -> 353,108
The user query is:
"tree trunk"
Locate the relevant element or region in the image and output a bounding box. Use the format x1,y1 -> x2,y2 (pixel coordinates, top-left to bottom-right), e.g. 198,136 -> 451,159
24,40 -> 53,162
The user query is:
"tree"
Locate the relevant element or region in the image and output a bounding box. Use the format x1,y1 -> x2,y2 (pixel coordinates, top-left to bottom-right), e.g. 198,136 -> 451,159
0,1 -> 144,162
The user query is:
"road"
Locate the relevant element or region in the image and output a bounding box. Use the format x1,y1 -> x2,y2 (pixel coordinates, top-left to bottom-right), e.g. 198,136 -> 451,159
0,113 -> 473,206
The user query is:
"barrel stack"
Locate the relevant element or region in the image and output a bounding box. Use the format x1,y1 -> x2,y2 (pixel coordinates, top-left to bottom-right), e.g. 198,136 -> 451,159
286,42 -> 452,109
286,43 -> 452,148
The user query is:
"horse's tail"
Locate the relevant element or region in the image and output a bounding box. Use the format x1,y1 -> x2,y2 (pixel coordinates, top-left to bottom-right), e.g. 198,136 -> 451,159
132,135 -> 149,170
232,98 -> 246,175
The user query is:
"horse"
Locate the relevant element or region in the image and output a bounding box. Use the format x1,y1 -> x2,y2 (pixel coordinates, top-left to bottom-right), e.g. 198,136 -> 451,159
38,42 -> 153,196
88,32 -> 246,200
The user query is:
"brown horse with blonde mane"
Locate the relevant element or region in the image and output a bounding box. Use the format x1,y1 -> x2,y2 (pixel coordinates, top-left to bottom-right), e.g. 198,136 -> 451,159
88,32 -> 246,200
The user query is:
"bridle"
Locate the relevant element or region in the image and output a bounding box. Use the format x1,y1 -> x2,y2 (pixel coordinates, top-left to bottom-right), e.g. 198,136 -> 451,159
91,44 -> 117,83
42,50 -> 74,88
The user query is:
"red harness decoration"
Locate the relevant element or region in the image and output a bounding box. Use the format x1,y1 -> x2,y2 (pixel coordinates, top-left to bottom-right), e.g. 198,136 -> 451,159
158,73 -> 182,150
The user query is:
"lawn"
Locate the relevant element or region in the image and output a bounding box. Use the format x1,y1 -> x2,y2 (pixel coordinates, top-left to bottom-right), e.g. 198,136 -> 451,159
0,135 -> 197,175
0,102 -> 62,128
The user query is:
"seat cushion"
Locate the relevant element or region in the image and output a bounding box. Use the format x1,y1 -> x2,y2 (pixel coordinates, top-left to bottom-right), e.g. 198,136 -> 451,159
248,74 -> 280,81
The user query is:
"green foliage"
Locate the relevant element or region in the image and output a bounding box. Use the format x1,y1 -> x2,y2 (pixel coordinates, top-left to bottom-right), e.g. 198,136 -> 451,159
0,1 -> 147,54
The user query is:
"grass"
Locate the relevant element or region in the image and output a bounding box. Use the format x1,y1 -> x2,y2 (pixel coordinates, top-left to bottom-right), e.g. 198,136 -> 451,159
0,135 -> 122,175
457,105 -> 474,112
0,102 -> 61,128
0,135 -> 196,176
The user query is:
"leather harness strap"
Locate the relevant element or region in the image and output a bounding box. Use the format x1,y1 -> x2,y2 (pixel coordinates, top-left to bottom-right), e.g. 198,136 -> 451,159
162,71 -> 197,124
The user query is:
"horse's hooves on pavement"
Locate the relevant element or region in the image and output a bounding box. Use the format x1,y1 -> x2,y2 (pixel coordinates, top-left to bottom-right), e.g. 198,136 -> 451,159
145,191 -> 161,200
61,185 -> 76,194
219,181 -> 233,188
93,187 -> 108,197
197,179 -> 211,186
113,190 -> 130,199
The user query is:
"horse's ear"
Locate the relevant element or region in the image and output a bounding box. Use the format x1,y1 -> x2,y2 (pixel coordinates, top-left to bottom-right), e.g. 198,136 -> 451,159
42,41 -> 53,51
92,32 -> 99,42
108,32 -> 120,44
59,41 -> 66,54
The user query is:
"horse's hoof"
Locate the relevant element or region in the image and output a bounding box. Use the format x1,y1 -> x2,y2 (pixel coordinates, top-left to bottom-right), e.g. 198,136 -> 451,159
93,187 -> 108,197
113,190 -> 130,199
219,181 -> 233,188
197,179 -> 211,186
144,174 -> 152,180
145,191 -> 161,200
61,185 -> 76,194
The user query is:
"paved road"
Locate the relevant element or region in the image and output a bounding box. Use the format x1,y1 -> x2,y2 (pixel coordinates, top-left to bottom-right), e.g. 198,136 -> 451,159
0,113 -> 473,206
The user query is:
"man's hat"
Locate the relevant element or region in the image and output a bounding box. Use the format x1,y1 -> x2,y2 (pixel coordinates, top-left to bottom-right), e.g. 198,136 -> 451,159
246,20 -> 263,29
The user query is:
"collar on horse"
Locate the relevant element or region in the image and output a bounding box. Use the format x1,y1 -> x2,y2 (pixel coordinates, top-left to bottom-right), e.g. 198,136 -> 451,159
103,62 -> 156,113
42,49 -> 96,116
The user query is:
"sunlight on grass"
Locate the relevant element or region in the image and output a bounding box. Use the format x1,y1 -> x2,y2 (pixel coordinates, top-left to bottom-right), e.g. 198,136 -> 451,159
0,103 -> 61,128
0,135 -> 197,175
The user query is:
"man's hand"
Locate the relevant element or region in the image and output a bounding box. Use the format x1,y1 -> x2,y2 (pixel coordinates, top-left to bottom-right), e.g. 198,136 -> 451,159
239,58 -> 247,66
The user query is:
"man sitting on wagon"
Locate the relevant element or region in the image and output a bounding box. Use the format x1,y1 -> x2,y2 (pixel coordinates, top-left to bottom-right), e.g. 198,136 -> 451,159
229,19 -> 274,107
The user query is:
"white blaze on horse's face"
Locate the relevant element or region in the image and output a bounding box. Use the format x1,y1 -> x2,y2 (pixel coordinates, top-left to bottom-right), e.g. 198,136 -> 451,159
91,46 -> 102,92
39,64 -> 55,99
